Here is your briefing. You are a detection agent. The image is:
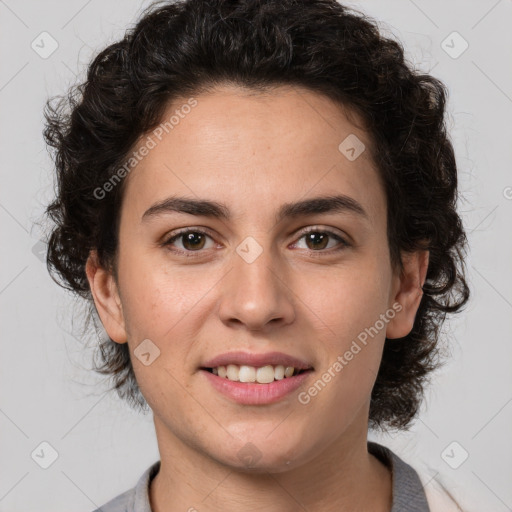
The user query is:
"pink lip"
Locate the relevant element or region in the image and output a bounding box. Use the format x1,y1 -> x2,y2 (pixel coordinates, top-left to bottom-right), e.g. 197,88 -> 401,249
201,368 -> 313,405
201,351 -> 313,370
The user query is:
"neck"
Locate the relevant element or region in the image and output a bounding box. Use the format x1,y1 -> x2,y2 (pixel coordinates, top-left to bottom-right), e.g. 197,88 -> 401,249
149,417 -> 392,512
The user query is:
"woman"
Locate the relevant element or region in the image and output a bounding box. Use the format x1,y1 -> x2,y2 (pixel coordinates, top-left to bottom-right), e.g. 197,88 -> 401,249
43,0 -> 469,510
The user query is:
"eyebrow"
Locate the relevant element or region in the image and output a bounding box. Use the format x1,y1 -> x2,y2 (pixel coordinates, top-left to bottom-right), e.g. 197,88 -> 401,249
141,194 -> 369,224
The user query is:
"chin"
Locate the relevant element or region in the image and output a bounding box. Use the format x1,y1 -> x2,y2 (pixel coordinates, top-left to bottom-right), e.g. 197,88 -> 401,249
212,439 -> 308,474
226,455 -> 304,474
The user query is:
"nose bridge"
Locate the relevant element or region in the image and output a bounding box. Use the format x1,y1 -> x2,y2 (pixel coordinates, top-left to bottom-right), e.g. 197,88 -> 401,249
218,235 -> 295,330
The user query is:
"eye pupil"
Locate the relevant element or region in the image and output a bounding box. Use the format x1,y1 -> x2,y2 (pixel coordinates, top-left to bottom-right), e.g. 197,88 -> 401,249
306,232 -> 329,250
183,232 -> 205,250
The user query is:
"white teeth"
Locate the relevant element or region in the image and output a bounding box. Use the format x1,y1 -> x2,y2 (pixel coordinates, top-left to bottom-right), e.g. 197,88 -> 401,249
274,365 -> 285,380
226,364 -> 239,381
255,365 -> 274,383
209,364 -> 304,383
239,365 -> 256,382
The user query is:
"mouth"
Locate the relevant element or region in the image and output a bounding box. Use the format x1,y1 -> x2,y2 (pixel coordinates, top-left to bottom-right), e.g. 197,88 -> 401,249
201,351 -> 314,378
199,351 -> 314,404
200,364 -> 312,384
200,365 -> 314,405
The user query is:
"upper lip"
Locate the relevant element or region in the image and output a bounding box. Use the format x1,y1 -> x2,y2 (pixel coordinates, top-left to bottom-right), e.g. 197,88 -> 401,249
201,351 -> 314,370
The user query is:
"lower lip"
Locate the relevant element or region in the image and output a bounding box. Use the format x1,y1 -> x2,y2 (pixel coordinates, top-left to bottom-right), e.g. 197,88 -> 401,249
200,369 -> 313,405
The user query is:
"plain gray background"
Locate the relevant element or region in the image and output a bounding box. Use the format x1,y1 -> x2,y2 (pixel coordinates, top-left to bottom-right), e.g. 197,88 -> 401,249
1,0 -> 511,510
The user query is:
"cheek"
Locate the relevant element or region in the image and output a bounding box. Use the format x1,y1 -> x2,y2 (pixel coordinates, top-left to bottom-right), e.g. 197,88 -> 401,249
118,249 -> 205,336
301,255 -> 392,397
116,251 -> 219,396
305,254 -> 392,340
118,266 -> 198,412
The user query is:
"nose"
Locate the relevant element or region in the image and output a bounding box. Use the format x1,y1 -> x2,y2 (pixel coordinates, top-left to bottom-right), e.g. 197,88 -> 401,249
217,241 -> 296,332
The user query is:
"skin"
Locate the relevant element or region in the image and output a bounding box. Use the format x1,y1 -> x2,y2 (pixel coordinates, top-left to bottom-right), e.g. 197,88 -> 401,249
86,84 -> 429,512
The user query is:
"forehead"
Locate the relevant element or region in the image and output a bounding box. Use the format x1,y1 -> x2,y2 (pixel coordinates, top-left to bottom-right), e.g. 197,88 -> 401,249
121,85 -> 386,227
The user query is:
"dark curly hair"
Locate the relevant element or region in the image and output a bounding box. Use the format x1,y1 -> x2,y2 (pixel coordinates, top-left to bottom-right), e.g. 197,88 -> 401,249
43,0 -> 470,430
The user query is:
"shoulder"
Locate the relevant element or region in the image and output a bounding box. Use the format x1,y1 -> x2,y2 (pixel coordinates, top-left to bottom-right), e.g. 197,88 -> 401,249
418,470 -> 466,512
369,441 -> 431,511
91,460 -> 160,512
369,441 -> 466,512
91,487 -> 134,512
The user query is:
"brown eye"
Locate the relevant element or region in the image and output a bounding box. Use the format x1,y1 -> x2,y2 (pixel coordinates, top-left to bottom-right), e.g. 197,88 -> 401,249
294,229 -> 349,253
304,232 -> 330,250
163,229 -> 215,257
180,232 -> 207,251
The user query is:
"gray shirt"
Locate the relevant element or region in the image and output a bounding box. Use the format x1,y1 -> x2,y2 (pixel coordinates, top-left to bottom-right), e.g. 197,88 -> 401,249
92,441 -> 430,512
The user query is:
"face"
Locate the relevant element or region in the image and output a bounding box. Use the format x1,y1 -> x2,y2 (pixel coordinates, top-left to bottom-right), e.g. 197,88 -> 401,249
87,84 -> 427,473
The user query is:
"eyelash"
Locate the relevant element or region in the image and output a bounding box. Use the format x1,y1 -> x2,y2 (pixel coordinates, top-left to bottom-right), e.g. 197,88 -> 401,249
161,227 -> 350,258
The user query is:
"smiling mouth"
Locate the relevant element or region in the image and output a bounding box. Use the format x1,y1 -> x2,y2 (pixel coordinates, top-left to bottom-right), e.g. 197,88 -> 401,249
201,364 -> 312,384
